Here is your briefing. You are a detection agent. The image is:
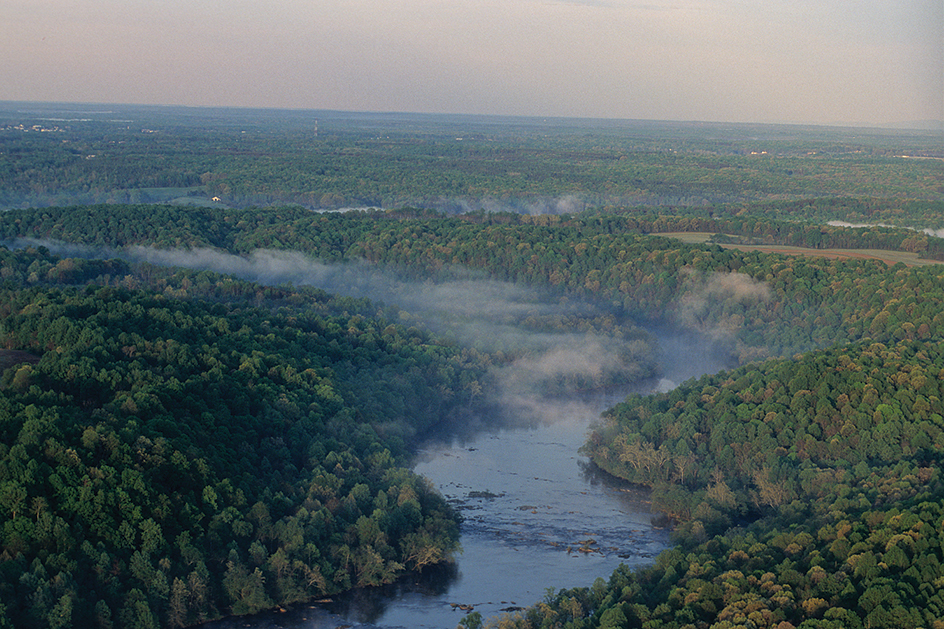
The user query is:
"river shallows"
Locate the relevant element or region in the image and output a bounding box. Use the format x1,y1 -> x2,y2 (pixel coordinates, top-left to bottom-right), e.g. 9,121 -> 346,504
204,328 -> 728,629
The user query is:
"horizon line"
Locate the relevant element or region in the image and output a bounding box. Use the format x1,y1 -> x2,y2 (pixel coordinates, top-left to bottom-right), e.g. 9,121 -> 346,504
2,99 -> 942,134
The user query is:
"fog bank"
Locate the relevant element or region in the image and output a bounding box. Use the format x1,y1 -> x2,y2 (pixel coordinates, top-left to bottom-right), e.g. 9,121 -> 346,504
5,238 -> 735,428
828,220 -> 944,239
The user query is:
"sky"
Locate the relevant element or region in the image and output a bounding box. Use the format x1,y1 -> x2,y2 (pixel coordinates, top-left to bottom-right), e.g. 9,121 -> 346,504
3,0 -> 942,127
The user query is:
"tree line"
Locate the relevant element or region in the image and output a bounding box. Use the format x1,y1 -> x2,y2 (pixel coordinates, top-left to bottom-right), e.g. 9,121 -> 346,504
3,106 -> 940,212
5,203 -> 944,627
0,246 -> 494,628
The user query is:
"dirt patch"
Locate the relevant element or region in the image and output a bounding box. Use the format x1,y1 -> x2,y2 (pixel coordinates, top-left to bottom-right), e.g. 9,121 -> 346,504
658,232 -> 943,267
717,245 -> 942,267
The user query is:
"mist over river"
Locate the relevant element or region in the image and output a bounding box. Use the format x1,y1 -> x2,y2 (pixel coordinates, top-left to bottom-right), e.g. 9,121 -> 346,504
1,240 -> 735,628
204,326 -> 731,629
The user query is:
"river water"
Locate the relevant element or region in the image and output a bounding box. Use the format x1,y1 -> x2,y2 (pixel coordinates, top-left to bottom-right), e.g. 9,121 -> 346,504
205,327 -> 729,629
7,238 -> 733,629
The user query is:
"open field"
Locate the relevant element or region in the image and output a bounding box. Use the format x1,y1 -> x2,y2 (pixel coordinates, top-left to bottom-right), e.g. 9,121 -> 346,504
659,231 -> 944,266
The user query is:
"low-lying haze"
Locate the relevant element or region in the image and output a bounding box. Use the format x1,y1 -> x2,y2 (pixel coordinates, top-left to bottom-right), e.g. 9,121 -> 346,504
7,239 -> 730,427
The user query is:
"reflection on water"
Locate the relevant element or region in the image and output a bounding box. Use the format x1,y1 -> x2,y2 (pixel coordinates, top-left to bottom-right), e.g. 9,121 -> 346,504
351,417 -> 672,628
203,326 -> 732,629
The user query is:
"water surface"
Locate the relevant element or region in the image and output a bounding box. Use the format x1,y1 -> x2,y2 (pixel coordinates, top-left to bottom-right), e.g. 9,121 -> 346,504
204,327 -> 729,629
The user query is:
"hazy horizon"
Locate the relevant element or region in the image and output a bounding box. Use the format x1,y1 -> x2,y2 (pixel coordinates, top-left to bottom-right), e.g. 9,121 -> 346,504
3,98 -> 941,134
3,1 -> 941,129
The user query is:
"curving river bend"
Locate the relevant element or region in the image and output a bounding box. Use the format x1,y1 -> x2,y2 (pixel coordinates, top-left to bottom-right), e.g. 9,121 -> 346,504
10,241 -> 733,628
205,327 -> 729,629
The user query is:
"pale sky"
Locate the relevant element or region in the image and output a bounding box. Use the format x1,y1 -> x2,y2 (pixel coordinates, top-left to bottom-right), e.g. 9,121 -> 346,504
3,0 -> 942,126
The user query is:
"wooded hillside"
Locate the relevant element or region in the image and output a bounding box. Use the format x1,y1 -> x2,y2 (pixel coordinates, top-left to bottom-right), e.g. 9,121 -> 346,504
0,113 -> 941,627
0,246 -> 487,627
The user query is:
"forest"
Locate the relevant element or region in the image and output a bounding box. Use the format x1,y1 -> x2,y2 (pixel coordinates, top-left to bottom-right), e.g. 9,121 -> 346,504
0,245 -> 504,627
1,104 -> 943,628
2,103 -> 941,225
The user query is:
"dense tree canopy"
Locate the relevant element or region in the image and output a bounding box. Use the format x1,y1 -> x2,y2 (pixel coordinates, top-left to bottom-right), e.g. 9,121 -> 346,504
496,337 -> 944,629
0,108 -> 941,628
2,104 -> 940,214
0,247 -> 491,628
5,204 -> 944,627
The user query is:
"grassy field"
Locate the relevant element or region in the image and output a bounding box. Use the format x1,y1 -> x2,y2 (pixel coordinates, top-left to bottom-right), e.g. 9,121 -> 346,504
658,232 -> 944,267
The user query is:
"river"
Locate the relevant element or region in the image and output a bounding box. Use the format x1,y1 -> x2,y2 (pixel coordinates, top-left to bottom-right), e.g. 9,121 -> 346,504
7,239 -> 733,629
204,326 -> 730,629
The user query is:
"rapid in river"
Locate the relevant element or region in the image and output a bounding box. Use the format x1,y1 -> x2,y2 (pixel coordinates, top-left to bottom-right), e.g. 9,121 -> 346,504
204,326 -> 730,629
13,240 -> 735,629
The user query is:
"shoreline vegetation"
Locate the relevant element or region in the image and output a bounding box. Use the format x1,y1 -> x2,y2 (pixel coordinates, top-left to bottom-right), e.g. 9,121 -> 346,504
0,251 -> 482,628
4,204 -> 944,627
0,107 -> 943,627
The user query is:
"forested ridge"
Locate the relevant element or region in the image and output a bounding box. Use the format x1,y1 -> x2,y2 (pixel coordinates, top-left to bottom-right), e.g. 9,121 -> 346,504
3,200 -> 944,258
510,338 -> 944,629
0,246 -> 491,627
2,102 -> 944,629
4,201 -> 944,627
5,204 -> 944,358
